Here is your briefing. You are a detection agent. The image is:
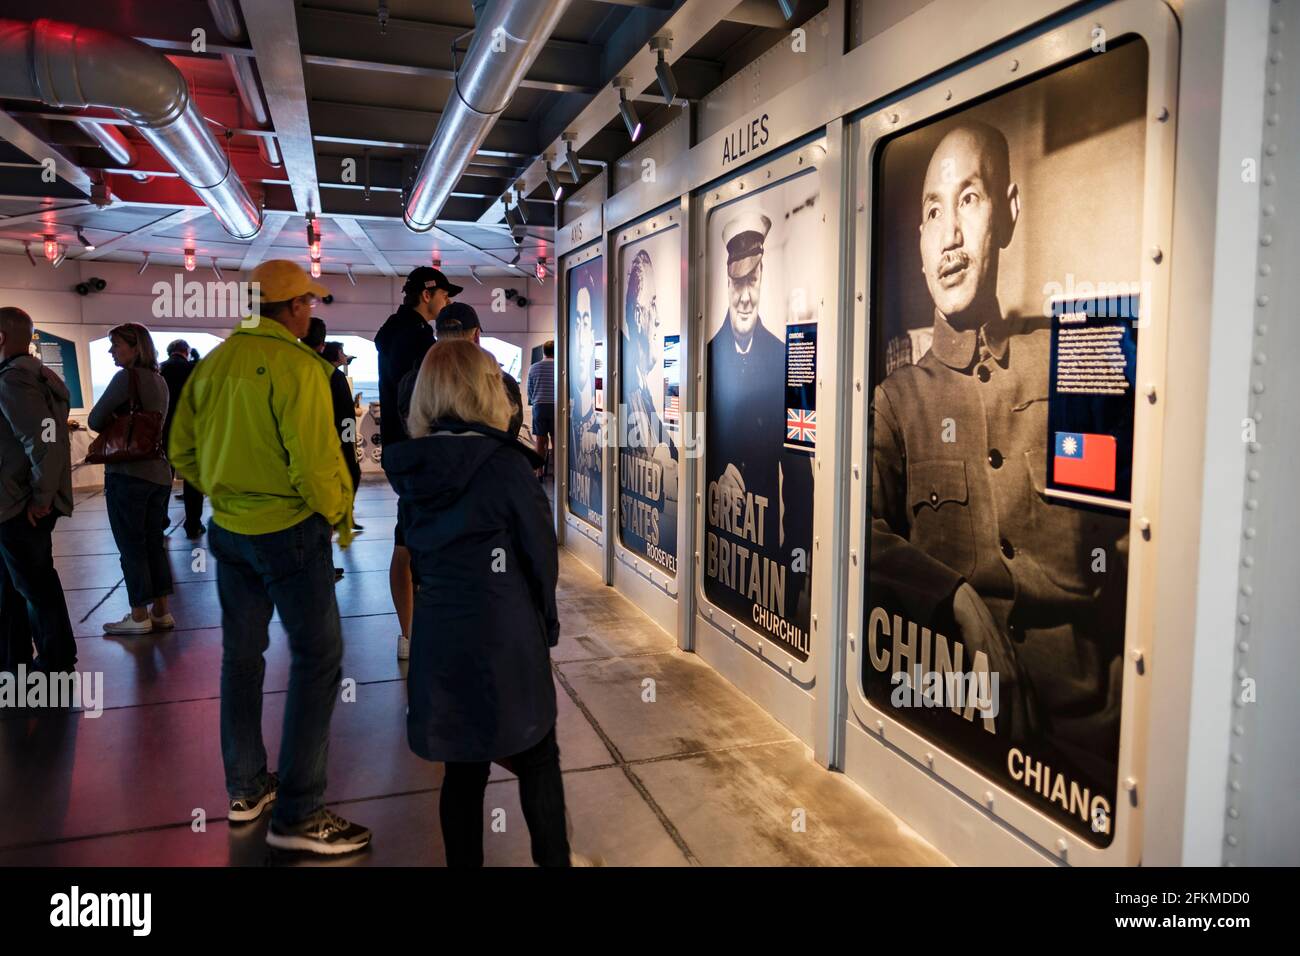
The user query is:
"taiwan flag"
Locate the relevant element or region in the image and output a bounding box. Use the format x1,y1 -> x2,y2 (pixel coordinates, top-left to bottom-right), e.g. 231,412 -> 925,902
1054,432 -> 1117,492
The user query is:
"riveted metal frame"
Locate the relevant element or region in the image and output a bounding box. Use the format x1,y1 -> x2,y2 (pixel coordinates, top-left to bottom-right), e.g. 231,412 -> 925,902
608,202 -> 689,636
692,137 -> 831,695
841,0 -> 1180,866
557,239 -> 608,578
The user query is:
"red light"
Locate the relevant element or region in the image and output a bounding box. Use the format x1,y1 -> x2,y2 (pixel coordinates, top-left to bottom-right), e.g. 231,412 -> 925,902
183,248 -> 196,272
43,235 -> 58,262
310,258 -> 322,278
309,238 -> 321,259
535,261 -> 548,281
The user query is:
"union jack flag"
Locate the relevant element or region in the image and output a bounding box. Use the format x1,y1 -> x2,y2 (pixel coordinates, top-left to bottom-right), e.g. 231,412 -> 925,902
786,408 -> 816,444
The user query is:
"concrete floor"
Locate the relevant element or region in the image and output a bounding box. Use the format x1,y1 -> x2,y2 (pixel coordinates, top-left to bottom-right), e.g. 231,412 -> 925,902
0,478 -> 948,867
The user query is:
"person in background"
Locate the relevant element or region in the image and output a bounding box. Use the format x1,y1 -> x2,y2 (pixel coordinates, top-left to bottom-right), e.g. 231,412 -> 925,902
160,339 -> 204,539
302,316 -> 327,354
526,340 -> 555,481
384,339 -> 568,867
89,323 -> 175,636
432,302 -> 523,438
322,341 -> 362,532
0,307 -> 76,673
170,260 -> 368,855
376,265 -> 460,661
190,347 -> 201,362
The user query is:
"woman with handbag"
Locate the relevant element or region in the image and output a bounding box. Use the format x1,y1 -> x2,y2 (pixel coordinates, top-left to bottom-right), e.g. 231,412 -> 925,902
383,339 -> 570,867
87,322 -> 175,635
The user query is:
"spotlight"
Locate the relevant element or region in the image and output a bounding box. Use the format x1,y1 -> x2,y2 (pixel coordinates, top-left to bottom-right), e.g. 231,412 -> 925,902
91,277 -> 107,291
431,252 -> 442,270
306,214 -> 320,259
346,264 -> 357,286
43,234 -> 58,262
615,79 -> 642,142
535,260 -> 548,282
75,282 -> 90,296
75,226 -> 95,251
321,293 -> 334,305
650,36 -> 677,105
211,258 -> 224,281
562,133 -> 582,184
137,252 -> 150,275
310,257 -> 322,279
23,242 -> 35,267
544,162 -> 563,201
183,247 -> 196,272
777,0 -> 796,19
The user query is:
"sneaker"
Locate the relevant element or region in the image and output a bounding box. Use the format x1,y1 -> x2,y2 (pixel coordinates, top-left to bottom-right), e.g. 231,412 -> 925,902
352,522 -> 365,532
103,613 -> 152,635
228,773 -> 278,823
397,634 -> 410,660
150,612 -> 176,630
266,808 -> 371,855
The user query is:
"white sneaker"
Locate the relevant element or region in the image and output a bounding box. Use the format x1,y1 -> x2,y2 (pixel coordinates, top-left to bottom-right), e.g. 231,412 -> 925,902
104,613 -> 153,635
397,634 -> 410,660
151,612 -> 176,630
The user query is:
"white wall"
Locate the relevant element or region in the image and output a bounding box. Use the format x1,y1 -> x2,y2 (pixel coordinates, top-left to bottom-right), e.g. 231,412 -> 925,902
0,254 -> 556,415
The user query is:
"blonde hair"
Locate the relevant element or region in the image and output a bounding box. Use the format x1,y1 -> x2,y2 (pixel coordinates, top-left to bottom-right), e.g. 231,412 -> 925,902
408,339 -> 511,437
109,322 -> 159,371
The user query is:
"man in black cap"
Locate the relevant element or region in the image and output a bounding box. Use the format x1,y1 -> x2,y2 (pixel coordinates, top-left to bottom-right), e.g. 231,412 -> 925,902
704,210 -> 814,658
377,266 -> 461,660
431,302 -> 524,438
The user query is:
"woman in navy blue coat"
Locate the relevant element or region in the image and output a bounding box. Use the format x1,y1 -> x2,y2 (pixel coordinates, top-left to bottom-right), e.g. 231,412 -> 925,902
383,338 -> 569,867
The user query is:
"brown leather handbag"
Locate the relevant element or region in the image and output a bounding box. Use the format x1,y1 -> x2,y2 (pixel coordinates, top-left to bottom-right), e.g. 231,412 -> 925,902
85,368 -> 165,464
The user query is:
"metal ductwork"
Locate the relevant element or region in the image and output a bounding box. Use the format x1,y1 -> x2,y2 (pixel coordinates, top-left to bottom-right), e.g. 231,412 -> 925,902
74,118 -> 151,182
403,0 -> 573,232
0,18 -> 263,238
205,0 -> 282,169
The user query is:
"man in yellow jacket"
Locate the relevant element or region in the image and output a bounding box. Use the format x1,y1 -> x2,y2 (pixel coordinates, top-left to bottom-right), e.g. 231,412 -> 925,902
170,260 -> 370,855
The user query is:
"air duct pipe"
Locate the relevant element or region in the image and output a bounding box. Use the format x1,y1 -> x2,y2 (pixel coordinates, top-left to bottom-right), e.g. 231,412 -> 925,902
74,118 -> 151,181
0,18 -> 262,238
403,0 -> 573,232
204,0 -> 282,169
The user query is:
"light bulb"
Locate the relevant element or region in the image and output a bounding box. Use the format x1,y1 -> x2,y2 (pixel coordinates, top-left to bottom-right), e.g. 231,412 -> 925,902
310,258 -> 322,279
43,235 -> 58,262
183,248 -> 196,272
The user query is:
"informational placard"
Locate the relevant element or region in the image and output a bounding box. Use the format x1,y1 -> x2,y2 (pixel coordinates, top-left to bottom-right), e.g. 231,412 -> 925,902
618,227 -> 680,574
783,322 -> 817,453
663,334 -> 681,428
863,39 -> 1148,847
1047,293 -> 1138,506
703,169 -> 821,662
33,328 -> 83,408
567,257 -> 604,529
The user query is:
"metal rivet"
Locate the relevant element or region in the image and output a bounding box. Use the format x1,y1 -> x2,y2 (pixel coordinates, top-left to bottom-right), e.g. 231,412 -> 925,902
1261,234 -> 1273,246
1246,499 -> 1258,510
1248,469 -> 1260,481
1228,807 -> 1240,819
1156,106 -> 1170,122
1243,556 -> 1254,568
985,792 -> 995,809
1244,527 -> 1257,539
1257,294 -> 1270,307
1249,442 -> 1261,453
1129,648 -> 1144,665
1010,58 -> 1019,72
1150,246 -> 1163,263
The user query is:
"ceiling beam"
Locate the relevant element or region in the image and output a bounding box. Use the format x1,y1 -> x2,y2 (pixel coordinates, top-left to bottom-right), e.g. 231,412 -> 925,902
334,217 -> 396,278
302,54 -> 598,96
0,201 -> 93,227
239,211 -> 291,272
0,112 -> 92,195
238,0 -> 321,215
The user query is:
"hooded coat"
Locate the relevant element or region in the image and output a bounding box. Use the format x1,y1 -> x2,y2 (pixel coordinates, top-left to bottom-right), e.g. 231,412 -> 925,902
384,419 -> 559,763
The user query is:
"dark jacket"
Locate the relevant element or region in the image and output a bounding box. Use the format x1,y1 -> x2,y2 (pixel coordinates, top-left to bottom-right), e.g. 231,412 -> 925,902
384,419 -> 558,763
375,304 -> 434,457
329,366 -> 360,488
159,353 -> 194,444
0,355 -> 73,523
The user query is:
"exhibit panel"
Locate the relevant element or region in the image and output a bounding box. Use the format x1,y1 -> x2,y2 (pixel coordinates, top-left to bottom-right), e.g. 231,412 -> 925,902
841,0 -> 1179,866
689,137 -> 839,743
610,206 -> 686,634
558,241 -> 608,578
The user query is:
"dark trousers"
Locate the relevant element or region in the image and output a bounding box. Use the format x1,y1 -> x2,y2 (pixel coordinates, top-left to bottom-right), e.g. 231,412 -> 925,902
104,473 -> 174,608
0,512 -> 76,672
208,514 -> 342,825
440,725 -> 570,868
181,479 -> 204,536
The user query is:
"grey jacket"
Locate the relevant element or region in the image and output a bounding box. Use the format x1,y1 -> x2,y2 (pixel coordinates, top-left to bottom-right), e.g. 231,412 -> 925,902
0,354 -> 74,524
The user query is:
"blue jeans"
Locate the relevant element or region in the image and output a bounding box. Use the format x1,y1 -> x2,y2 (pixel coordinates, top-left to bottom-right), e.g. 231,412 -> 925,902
208,513 -> 342,825
104,473 -> 173,608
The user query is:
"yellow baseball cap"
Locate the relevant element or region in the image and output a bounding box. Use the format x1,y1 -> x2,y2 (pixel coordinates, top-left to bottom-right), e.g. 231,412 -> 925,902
249,259 -> 330,302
